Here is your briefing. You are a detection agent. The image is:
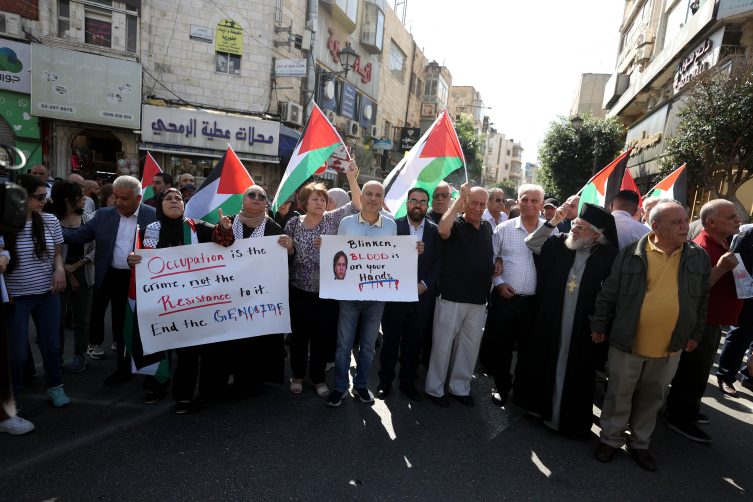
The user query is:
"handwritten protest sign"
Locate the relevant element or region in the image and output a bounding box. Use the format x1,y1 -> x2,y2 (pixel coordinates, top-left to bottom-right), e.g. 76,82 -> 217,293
318,235 -> 418,302
135,236 -> 290,354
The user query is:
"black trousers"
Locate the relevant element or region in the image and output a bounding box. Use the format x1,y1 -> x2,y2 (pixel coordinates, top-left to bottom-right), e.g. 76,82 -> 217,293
489,291 -> 538,394
378,302 -> 428,385
90,267 -> 131,374
420,294 -> 437,366
289,286 -> 330,384
666,323 -> 723,423
172,346 -> 209,402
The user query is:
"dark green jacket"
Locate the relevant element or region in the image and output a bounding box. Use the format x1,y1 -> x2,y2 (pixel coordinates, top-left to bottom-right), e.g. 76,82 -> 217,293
590,233 -> 711,355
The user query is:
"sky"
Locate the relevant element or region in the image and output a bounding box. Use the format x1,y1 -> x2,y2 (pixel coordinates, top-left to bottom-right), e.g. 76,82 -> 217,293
404,0 -> 626,165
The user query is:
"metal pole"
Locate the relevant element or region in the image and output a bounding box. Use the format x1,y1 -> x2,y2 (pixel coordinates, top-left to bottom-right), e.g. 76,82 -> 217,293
303,0 -> 318,122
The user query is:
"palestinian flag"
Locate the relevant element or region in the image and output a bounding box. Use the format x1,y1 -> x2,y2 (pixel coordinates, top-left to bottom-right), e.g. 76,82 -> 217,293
141,152 -> 163,200
123,227 -> 170,381
620,167 -> 642,207
384,110 -> 466,218
271,103 -> 348,215
578,149 -> 633,212
647,164 -> 687,208
184,145 -> 254,224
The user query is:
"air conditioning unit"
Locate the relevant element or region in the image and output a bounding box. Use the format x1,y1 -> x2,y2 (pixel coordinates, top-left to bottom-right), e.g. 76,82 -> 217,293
280,101 -> 303,126
367,124 -> 379,138
346,120 -> 360,137
0,11 -> 23,39
323,109 -> 337,123
635,46 -> 652,62
635,33 -> 645,48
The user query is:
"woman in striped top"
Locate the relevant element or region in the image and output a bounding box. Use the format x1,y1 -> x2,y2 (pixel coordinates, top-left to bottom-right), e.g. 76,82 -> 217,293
5,175 -> 69,413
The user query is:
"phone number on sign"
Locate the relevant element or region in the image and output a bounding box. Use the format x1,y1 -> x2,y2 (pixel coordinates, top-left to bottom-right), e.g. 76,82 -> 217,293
37,102 -> 76,113
99,110 -> 134,121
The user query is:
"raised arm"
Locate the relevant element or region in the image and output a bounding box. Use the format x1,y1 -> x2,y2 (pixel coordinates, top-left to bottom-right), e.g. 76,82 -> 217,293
438,183 -> 470,240
62,210 -> 99,244
345,160 -> 362,211
526,204 -> 566,255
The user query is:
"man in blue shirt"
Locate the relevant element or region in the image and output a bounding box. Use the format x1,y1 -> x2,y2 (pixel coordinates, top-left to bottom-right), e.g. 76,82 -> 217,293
327,181 -> 398,407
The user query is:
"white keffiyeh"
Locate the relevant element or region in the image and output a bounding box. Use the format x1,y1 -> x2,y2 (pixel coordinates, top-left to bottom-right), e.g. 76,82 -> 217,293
143,222 -> 162,249
232,214 -> 267,240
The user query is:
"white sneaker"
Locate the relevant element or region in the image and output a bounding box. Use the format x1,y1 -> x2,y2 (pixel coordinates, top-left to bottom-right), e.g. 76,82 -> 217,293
111,342 -> 118,351
325,362 -> 335,372
86,344 -> 94,356
0,415 -> 35,435
89,344 -> 106,360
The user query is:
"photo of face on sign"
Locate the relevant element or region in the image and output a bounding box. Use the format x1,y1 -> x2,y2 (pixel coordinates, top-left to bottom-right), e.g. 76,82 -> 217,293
333,251 -> 348,280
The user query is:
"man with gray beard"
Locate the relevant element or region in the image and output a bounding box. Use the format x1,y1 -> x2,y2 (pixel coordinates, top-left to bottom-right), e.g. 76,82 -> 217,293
513,203 -> 619,439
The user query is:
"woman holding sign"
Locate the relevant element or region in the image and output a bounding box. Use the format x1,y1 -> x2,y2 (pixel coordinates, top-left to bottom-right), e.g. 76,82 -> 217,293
213,185 -> 292,398
283,160 -> 362,397
128,188 -> 215,413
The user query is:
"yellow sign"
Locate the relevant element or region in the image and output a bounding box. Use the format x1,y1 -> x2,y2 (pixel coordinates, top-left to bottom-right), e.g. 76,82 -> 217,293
216,19 -> 243,55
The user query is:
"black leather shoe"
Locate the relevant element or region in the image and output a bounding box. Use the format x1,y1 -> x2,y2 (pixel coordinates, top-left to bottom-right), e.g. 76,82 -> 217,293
377,382 -> 391,399
103,371 -> 132,386
449,393 -> 474,407
145,391 -> 165,404
628,448 -> 657,472
427,393 -> 449,408
399,383 -> 421,401
594,443 -> 616,463
526,413 -> 543,427
491,390 -> 508,407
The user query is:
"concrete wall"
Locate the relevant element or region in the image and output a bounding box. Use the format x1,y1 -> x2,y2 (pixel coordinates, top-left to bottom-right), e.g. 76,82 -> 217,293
571,73 -> 611,118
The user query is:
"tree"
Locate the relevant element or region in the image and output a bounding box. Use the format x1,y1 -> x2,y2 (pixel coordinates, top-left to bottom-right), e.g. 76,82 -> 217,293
446,115 -> 484,187
658,56 -> 753,221
495,180 -> 517,199
537,113 -> 625,199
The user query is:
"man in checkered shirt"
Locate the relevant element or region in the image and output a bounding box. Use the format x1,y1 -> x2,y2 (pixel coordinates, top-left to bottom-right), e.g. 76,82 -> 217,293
488,184 -> 556,406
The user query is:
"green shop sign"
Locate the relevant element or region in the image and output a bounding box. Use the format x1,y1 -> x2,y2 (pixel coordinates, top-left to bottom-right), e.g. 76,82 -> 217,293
0,89 -> 40,140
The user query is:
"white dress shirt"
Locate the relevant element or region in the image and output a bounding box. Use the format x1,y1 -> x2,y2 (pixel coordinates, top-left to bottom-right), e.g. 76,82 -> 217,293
111,206 -> 140,270
482,208 -> 508,229
612,209 -> 650,249
492,216 -> 558,294
84,196 -> 95,214
408,217 -> 427,288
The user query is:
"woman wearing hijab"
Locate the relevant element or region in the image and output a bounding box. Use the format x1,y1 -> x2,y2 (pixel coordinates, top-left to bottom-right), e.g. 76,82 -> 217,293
327,188 -> 350,211
283,161 -> 361,397
128,188 -> 215,413
213,184 -> 292,398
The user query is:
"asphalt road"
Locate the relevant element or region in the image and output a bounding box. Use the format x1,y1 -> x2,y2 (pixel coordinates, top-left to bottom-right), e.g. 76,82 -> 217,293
1,317 -> 751,501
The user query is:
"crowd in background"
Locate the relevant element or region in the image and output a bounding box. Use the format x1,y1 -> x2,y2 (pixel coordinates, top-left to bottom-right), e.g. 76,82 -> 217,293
2,162 -> 752,475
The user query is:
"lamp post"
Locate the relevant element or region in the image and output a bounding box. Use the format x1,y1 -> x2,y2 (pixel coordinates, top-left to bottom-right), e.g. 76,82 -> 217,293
571,115 -> 604,175
317,45 -> 360,105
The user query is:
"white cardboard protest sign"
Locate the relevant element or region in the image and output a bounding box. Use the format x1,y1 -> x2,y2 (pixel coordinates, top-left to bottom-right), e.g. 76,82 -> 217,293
135,236 -> 291,354
318,235 -> 418,302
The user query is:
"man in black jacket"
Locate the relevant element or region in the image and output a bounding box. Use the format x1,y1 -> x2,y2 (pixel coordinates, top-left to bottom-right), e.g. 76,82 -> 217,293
377,188 -> 442,400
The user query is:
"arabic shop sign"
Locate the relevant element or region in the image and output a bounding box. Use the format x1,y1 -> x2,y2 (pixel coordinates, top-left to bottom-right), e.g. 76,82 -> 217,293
274,58 -> 306,77
0,89 -> 39,139
399,127 -> 420,152
372,140 -> 391,150
327,29 -> 372,83
0,39 -> 31,94
341,82 -> 357,120
31,45 -> 142,128
142,104 -> 280,157
627,132 -> 662,156
216,19 -> 243,55
190,25 -> 213,43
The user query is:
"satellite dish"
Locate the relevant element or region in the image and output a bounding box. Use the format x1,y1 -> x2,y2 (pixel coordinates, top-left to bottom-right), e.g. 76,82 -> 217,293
324,81 -> 335,100
363,104 -> 372,120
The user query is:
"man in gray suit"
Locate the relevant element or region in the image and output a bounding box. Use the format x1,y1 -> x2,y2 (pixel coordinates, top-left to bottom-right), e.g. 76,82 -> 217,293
63,176 -> 157,385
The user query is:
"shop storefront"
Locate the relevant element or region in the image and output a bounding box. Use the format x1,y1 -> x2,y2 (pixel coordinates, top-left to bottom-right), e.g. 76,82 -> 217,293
30,45 -> 142,178
0,39 -> 41,170
141,104 -> 284,191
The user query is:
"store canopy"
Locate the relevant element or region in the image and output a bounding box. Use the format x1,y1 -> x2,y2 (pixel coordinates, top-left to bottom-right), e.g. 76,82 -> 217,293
278,124 -> 301,161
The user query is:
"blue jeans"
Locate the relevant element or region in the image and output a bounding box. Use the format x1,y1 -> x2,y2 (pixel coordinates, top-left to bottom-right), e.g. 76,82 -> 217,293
717,300 -> 753,385
8,292 -> 62,395
334,300 -> 385,393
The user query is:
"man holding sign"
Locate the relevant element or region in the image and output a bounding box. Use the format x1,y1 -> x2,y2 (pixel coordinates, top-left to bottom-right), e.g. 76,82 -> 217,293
326,181 -> 399,407
377,188 -> 442,401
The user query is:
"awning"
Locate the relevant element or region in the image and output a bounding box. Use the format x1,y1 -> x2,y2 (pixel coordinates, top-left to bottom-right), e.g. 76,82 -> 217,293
279,124 -> 301,160
317,168 -> 339,181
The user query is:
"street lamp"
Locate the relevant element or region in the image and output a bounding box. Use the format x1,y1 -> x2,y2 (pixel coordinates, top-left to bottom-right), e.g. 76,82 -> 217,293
571,115 -> 583,131
570,115 -> 603,175
337,45 -> 359,79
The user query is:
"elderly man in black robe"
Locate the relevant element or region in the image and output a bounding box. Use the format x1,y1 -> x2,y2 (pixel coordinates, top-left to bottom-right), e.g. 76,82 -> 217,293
513,202 -> 619,439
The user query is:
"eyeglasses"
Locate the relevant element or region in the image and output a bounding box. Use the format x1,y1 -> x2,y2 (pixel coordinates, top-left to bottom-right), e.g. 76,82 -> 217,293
433,192 -> 450,199
246,192 -> 267,201
29,193 -> 46,201
407,199 -> 428,206
492,198 -> 503,203
572,224 -> 590,232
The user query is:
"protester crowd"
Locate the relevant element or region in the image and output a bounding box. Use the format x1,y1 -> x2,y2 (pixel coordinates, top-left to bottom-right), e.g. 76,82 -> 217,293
2,160 -> 753,474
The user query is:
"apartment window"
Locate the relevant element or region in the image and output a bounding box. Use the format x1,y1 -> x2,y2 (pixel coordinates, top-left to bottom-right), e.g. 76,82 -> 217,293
85,9 -> 113,48
456,115 -> 461,121
58,0 -> 71,39
507,150 -> 511,156
423,74 -> 448,105
126,15 -> 137,52
388,41 -> 406,83
360,0 -> 385,53
216,52 -> 241,75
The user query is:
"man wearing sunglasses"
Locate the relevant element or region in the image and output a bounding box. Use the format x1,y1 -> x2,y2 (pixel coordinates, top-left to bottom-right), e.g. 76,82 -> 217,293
483,188 -> 508,229
427,181 -> 452,225
377,187 -> 442,401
